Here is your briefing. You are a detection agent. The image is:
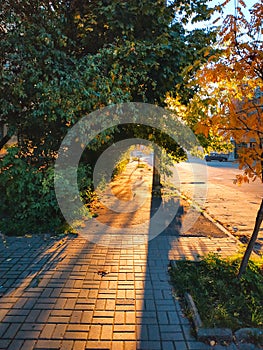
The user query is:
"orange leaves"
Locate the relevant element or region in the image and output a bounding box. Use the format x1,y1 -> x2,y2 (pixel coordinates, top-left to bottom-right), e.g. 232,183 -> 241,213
195,122 -> 211,138
188,2 -> 263,180
233,174 -> 249,185
166,3 -> 263,181
203,49 -> 211,58
250,2 -> 263,32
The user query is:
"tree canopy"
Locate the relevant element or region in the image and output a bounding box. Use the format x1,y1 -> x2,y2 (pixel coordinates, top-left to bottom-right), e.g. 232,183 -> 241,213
1,0 -> 217,156
0,0 -> 218,235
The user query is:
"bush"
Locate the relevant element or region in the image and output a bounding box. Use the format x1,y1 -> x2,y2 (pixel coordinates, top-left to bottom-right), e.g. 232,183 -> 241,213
111,151 -> 130,179
0,147 -> 64,235
0,147 -> 94,235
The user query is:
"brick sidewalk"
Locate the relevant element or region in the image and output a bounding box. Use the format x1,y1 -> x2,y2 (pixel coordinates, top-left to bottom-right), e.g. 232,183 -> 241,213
0,161 -> 243,350
0,232 -> 241,350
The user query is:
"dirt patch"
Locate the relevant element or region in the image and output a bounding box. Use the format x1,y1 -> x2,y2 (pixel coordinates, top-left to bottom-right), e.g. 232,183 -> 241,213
184,211 -> 227,238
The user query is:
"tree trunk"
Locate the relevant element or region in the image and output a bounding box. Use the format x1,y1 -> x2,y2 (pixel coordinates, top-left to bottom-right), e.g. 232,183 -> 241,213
238,198 -> 263,278
152,146 -> 161,189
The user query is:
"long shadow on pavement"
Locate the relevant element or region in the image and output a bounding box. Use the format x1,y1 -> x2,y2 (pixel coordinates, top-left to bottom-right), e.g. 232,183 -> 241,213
0,196 -> 215,350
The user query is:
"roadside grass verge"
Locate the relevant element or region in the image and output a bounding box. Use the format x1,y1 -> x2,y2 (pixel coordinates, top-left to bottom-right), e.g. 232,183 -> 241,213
170,253 -> 263,334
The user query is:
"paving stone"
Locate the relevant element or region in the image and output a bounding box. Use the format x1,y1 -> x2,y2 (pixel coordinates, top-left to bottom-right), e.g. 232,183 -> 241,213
16,330 -> 41,340
101,325 -> 113,340
160,341 -> 175,350
157,311 -> 169,325
48,316 -> 71,323
124,341 -> 136,350
52,324 -> 67,339
147,325 -> 161,341
111,341 -> 125,350
6,309 -> 30,317
64,332 -> 88,340
85,341 -> 111,349
187,341 -> 211,349
173,341 -> 188,350
137,340 -> 161,349
70,310 -> 82,323
66,324 -> 90,332
35,340 -> 61,349
19,340 -> 37,350
161,331 -> 185,341
114,311 -> 125,324
81,311 -> 93,324
36,310 -> 51,323
0,339 -> 11,349
0,322 -> 10,338
88,325 -> 101,340
2,323 -> 21,339
6,339 -> 24,350
25,309 -> 41,323
60,340 -> 74,350
3,315 -> 27,323
113,332 -> 136,340
114,325 -> 135,333
40,324 -> 56,339
51,309 -> 72,317
20,324 -> 44,332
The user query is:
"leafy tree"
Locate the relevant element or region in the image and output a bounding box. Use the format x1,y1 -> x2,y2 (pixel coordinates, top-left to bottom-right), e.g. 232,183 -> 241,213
1,0 -> 217,153
0,0 -> 218,234
168,0 -> 263,276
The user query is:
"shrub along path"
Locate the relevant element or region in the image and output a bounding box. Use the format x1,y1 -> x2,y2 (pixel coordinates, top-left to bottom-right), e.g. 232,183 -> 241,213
0,160 -> 245,350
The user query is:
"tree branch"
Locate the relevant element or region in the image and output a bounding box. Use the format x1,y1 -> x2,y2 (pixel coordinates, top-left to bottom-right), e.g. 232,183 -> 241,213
0,133 -> 14,151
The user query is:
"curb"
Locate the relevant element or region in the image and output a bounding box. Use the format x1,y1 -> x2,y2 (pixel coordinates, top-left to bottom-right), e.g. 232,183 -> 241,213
184,292 -> 233,344
184,291 -> 263,349
201,210 -> 240,243
170,260 -> 263,349
169,186 -> 241,243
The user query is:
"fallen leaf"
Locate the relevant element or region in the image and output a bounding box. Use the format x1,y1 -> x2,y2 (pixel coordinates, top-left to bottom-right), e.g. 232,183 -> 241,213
97,270 -> 108,277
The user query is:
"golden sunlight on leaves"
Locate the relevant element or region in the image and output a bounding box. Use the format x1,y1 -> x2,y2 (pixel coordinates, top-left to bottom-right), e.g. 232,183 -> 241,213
167,1 -> 263,182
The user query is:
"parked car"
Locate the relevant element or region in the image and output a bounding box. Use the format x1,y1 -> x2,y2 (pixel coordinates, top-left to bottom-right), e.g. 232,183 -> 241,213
205,152 -> 228,162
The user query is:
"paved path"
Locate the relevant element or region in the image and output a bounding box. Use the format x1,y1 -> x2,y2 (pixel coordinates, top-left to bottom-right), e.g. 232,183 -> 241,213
171,160 -> 263,251
0,162 -> 244,350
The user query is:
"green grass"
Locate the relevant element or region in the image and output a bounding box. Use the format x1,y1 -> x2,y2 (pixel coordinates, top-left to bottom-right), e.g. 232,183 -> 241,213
170,254 -> 263,332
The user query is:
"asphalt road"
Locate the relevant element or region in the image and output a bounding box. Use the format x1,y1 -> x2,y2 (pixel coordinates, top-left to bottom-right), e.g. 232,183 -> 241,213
132,150 -> 263,245
171,159 -> 263,244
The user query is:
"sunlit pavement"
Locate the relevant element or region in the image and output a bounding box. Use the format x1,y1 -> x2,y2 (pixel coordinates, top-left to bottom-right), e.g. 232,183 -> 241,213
172,160 -> 263,253
0,160 -> 246,350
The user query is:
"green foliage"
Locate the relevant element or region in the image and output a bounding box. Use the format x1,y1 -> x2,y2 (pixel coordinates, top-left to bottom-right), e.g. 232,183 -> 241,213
0,147 -> 64,235
77,163 -> 98,208
0,0 -> 218,235
1,0 -> 218,155
111,150 -> 130,180
170,254 -> 263,331
0,147 -> 95,235
172,0 -> 216,24
1,0 -> 218,161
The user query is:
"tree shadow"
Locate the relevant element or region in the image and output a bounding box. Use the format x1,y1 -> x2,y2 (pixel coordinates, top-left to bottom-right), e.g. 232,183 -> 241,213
0,177 -> 211,349
0,234 -> 77,296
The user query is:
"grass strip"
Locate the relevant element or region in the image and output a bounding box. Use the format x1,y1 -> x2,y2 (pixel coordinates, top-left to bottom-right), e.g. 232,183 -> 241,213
170,253 -> 263,332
